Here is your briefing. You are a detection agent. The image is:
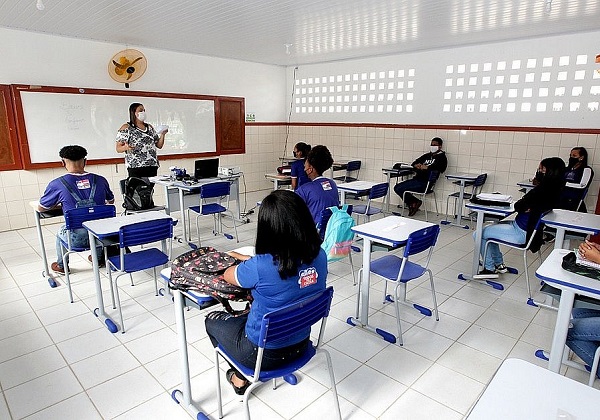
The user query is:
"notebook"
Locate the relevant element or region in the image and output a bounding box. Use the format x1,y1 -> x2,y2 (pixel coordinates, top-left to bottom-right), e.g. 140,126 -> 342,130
576,250 -> 600,270
194,158 -> 220,180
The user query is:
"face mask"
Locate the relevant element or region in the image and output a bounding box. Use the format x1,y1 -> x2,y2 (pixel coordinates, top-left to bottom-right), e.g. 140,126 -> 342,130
430,146 -> 439,153
136,111 -> 146,122
535,170 -> 545,181
568,157 -> 580,167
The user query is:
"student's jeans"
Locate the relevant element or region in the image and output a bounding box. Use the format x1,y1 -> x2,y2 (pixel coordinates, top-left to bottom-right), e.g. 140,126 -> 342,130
56,225 -> 101,268
205,312 -> 309,378
566,308 -> 600,377
476,221 -> 526,271
393,178 -> 427,206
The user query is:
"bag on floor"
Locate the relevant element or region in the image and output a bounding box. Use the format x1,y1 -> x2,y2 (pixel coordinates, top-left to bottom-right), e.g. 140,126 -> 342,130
170,246 -> 253,315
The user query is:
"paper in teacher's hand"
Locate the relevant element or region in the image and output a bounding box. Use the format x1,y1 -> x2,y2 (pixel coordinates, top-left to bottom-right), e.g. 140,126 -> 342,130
156,124 -> 169,134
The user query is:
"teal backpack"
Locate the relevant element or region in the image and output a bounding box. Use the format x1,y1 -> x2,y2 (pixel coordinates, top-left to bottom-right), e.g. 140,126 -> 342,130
320,205 -> 355,261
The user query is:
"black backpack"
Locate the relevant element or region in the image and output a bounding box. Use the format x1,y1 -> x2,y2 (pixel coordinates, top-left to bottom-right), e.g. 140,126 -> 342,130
123,177 -> 155,211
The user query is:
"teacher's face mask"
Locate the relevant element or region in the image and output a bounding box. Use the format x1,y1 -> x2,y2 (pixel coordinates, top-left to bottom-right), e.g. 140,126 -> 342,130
136,111 -> 146,122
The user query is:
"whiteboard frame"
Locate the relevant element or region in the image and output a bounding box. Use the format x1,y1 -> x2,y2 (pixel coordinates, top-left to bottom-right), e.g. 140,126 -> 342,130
11,85 -> 244,169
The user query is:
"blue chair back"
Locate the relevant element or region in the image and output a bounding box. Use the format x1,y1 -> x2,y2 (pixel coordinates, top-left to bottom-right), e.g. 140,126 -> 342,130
200,181 -> 231,199
473,173 -> 487,187
257,286 -> 334,347
318,205 -> 353,240
119,218 -> 173,248
425,170 -> 440,193
64,205 -> 116,230
346,160 -> 361,172
404,224 -> 440,258
368,182 -> 389,200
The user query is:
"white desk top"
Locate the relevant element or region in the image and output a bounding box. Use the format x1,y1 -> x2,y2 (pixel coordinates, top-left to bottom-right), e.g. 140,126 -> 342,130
542,209 -> 600,235
382,165 -> 413,172
351,215 -> 435,247
445,173 -> 480,180
465,201 -> 515,216
265,173 -> 292,180
83,211 -> 171,238
536,249 -> 600,297
468,358 -> 600,419
337,180 -> 379,192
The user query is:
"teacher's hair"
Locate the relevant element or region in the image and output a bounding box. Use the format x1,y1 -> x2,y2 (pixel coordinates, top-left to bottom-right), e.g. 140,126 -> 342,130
128,102 -> 143,126
255,189 -> 322,279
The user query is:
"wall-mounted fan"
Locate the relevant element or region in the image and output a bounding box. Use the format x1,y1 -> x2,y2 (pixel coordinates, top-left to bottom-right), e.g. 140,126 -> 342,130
108,49 -> 147,88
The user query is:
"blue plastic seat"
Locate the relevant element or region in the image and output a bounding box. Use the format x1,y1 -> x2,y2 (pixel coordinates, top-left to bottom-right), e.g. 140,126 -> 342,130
60,205 -> 116,303
107,217 -> 173,333
333,160 -> 361,183
366,224 -> 440,345
187,181 -> 238,247
214,286 -> 341,420
352,182 -> 389,223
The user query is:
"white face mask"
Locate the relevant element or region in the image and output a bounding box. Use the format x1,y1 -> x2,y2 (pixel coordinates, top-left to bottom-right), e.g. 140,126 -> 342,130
136,111 -> 146,122
430,145 -> 439,153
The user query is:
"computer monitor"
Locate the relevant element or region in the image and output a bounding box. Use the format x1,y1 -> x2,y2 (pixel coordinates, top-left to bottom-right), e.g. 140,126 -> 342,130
194,157 -> 220,179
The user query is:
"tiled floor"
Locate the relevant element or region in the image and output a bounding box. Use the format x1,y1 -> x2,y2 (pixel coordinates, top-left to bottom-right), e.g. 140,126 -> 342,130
0,192 -> 597,419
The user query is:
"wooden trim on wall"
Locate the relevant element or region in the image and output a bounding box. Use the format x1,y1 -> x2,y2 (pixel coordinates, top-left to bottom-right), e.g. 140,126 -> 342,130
245,121 -> 600,134
9,84 -> 245,170
0,85 -> 22,171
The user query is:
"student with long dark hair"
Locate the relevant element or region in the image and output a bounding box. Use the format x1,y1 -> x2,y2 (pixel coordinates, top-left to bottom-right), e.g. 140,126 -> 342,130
478,157 -> 566,274
560,146 -> 594,211
116,102 -> 168,177
205,189 -> 327,395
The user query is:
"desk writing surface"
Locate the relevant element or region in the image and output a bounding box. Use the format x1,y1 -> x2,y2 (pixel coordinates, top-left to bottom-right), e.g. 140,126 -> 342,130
536,249 -> 600,296
542,209 -> 600,234
352,216 -> 434,247
83,211 -> 171,238
337,180 -> 378,191
467,358 -> 600,420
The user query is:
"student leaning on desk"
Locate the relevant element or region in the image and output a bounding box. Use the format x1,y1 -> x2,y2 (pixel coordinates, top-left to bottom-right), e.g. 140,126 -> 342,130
204,190 -> 327,395
38,145 -> 115,274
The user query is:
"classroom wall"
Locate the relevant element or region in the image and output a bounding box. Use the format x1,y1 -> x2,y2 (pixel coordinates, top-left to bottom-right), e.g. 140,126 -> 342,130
0,28 -> 288,231
0,28 -> 598,232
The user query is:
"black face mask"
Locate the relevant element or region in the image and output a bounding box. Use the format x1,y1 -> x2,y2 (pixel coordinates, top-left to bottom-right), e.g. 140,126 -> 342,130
568,157 -> 580,167
535,171 -> 545,182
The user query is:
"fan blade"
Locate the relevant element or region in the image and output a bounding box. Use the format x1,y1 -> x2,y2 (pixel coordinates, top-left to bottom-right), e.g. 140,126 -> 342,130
126,72 -> 133,81
112,59 -> 128,70
130,57 -> 143,66
114,67 -> 126,76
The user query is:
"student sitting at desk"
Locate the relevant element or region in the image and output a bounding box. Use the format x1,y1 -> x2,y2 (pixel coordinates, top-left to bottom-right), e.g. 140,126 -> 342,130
290,141 -> 311,190
38,145 -> 115,274
205,189 -> 327,395
393,137 -> 447,216
477,157 -> 565,275
295,145 -> 339,224
560,147 -> 594,212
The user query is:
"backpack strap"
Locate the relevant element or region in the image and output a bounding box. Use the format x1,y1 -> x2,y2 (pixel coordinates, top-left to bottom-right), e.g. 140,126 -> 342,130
59,174 -> 97,204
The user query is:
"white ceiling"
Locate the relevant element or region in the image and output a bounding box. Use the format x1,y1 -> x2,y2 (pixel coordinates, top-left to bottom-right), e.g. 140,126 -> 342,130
1,0 -> 599,66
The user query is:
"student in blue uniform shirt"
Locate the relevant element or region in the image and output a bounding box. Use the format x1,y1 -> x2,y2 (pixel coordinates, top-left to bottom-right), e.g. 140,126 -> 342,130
205,189 -> 327,395
38,145 -> 114,273
290,141 -> 311,190
295,145 -> 339,224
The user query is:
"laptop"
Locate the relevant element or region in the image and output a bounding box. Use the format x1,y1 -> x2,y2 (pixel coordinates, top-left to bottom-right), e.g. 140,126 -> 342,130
194,157 -> 220,180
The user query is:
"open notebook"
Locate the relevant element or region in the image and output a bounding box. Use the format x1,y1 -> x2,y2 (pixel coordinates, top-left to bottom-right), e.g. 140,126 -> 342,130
576,250 -> 600,270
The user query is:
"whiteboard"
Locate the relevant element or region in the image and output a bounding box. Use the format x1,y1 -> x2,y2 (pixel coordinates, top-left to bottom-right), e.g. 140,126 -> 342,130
20,91 -> 216,163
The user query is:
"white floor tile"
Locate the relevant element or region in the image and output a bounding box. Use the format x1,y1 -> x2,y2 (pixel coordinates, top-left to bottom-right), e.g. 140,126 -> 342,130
22,393 -> 102,420
4,367 -> 83,419
379,389 -> 463,420
0,345 -> 67,390
71,345 -> 141,389
87,367 -> 163,419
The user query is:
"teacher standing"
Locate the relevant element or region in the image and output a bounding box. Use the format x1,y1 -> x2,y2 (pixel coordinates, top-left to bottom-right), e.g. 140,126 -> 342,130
116,102 -> 168,177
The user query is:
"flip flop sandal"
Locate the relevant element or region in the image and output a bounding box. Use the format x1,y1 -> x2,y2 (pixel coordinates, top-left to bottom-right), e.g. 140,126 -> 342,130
226,369 -> 250,395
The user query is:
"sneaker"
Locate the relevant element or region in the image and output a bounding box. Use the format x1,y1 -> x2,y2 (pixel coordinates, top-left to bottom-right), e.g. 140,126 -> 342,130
495,263 -> 508,274
51,262 -> 66,274
478,268 -> 496,275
